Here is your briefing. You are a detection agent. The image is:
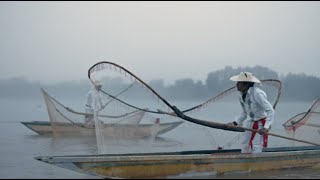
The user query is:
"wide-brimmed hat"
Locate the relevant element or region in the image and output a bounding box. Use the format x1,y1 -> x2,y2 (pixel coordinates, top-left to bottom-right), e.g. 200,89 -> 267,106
230,72 -> 261,83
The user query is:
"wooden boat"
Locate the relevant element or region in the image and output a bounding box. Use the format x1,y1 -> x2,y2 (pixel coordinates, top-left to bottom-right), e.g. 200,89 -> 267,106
35,62 -> 320,178
21,120 -> 183,138
34,145 -> 320,178
21,88 -> 183,138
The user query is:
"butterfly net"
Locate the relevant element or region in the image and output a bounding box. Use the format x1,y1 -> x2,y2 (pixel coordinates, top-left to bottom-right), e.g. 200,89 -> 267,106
283,98 -> 320,146
41,88 -> 146,138
87,61 -> 282,153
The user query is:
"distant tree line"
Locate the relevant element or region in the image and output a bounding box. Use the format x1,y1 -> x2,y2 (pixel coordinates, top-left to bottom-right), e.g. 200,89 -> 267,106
1,65 -> 320,102
0,77 -> 90,100
150,65 -> 320,102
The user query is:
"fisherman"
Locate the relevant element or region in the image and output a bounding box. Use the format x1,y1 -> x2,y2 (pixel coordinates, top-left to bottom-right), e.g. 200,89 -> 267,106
227,72 -> 275,153
84,79 -> 104,126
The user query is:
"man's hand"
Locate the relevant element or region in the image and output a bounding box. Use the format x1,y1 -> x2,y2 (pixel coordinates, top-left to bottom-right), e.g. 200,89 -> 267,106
258,128 -> 268,135
226,121 -> 238,128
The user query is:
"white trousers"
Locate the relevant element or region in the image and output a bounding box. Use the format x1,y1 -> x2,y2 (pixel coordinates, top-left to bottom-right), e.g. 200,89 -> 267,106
85,108 -> 94,125
240,120 -> 264,154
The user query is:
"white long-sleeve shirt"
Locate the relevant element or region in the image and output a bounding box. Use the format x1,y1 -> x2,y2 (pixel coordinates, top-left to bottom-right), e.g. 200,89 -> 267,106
85,89 -> 104,111
235,86 -> 275,129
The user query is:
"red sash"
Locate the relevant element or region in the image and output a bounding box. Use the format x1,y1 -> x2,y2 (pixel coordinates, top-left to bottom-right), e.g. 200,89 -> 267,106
249,118 -> 268,149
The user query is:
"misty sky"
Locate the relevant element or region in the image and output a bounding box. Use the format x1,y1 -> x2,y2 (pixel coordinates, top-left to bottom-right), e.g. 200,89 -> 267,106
1,1 -> 320,85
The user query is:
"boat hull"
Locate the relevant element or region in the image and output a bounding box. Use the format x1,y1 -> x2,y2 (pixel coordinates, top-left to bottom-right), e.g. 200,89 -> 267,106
21,121 -> 182,138
35,146 -> 320,178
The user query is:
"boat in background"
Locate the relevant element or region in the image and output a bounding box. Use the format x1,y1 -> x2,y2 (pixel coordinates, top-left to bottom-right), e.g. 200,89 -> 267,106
21,89 -> 182,138
21,121 -> 182,138
21,120 -> 182,138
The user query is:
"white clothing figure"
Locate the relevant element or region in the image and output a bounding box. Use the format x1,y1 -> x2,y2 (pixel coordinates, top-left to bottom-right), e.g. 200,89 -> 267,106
84,80 -> 104,126
227,72 -> 275,153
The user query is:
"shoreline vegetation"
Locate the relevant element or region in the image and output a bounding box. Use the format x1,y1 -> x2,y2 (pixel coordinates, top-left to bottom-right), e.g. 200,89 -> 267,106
1,65 -> 319,101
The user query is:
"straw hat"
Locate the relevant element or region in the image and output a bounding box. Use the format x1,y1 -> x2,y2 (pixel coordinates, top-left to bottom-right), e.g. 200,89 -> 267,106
230,72 -> 261,83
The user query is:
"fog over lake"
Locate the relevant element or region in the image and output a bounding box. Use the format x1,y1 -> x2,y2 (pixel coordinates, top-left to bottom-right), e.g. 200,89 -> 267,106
1,1 -> 320,178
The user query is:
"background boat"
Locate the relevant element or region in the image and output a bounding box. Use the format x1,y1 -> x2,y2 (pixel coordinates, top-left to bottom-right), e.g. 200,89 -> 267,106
21,89 -> 183,139
21,120 -> 182,138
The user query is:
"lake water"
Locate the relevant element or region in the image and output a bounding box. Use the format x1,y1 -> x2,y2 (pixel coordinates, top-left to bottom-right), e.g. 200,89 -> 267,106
0,97 -> 319,179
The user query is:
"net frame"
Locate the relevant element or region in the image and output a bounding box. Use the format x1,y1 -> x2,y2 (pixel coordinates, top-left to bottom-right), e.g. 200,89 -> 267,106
283,98 -> 320,132
87,61 -> 282,132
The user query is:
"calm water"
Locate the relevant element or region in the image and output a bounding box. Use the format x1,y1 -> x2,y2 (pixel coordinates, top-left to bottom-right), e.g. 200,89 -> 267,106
0,97 -> 319,179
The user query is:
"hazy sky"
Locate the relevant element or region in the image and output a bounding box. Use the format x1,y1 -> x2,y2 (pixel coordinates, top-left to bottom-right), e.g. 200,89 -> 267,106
1,1 -> 320,85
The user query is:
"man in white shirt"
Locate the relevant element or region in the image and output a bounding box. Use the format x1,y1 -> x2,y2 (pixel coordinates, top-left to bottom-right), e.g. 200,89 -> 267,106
84,80 -> 104,126
227,72 -> 275,153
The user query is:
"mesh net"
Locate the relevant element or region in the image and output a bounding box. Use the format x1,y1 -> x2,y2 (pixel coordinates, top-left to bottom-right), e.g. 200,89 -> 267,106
283,98 -> 320,146
87,61 -> 282,151
186,79 -> 282,149
41,88 -> 181,140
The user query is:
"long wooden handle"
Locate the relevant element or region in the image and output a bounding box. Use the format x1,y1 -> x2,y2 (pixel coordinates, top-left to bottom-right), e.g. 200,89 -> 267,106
243,127 -> 320,146
170,106 -> 320,146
